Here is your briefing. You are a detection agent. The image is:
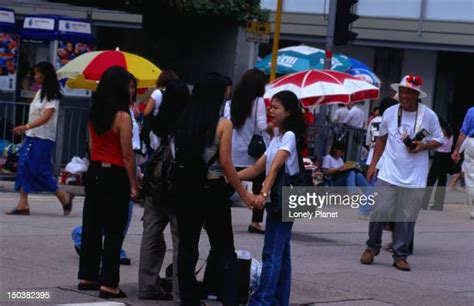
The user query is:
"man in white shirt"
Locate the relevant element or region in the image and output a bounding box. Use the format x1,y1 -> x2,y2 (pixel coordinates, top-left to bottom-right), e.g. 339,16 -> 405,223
331,104 -> 350,124
346,102 -> 366,129
360,75 -> 443,271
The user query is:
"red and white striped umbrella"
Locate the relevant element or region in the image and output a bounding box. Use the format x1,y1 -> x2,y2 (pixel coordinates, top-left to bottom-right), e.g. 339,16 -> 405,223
264,69 -> 380,106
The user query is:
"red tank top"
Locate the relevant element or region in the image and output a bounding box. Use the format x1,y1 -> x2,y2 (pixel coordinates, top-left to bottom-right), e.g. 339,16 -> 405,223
90,123 -> 124,167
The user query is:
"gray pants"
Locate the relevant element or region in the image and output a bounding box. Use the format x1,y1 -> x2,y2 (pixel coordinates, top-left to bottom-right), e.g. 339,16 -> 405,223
366,179 -> 424,259
138,196 -> 179,300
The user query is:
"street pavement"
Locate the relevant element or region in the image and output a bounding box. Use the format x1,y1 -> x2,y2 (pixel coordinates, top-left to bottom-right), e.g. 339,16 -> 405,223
0,189 -> 473,306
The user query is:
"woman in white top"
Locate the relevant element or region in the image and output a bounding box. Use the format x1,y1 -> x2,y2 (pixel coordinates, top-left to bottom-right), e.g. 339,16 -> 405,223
238,90 -> 306,305
6,62 -> 74,216
225,68 -> 268,234
422,116 -> 454,211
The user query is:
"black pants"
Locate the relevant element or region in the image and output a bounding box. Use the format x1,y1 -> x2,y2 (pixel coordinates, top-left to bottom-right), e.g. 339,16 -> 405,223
422,151 -> 452,210
177,178 -> 238,306
78,162 -> 130,287
236,167 -> 265,223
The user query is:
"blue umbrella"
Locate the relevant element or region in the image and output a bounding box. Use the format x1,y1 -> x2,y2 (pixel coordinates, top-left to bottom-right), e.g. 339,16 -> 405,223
255,45 -> 351,75
346,58 -> 381,87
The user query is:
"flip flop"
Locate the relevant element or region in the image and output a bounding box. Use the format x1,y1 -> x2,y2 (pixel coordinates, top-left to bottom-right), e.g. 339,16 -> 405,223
62,192 -> 75,216
5,208 -> 30,215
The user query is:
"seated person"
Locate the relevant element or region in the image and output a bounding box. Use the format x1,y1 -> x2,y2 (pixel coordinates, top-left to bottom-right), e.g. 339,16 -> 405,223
322,141 -> 372,218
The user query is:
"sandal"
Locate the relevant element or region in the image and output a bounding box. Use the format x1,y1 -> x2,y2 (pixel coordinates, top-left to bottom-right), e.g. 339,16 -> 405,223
62,192 -> 75,216
5,207 -> 30,215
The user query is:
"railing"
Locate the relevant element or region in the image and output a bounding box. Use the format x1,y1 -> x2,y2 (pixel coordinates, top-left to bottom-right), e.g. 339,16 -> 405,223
307,122 -> 367,163
0,100 -> 88,179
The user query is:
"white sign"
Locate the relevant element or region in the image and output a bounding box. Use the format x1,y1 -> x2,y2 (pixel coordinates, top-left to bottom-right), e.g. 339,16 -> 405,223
246,32 -> 270,43
23,17 -> 55,31
59,20 -> 91,34
0,10 -> 15,24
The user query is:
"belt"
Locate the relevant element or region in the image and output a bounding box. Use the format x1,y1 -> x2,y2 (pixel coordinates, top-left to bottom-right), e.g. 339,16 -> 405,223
91,161 -> 123,169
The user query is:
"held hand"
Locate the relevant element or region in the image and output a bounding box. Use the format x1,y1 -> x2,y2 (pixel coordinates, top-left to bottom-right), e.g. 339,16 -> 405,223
242,192 -> 257,210
12,125 -> 28,135
254,194 -> 266,210
408,141 -> 427,154
452,151 -> 460,164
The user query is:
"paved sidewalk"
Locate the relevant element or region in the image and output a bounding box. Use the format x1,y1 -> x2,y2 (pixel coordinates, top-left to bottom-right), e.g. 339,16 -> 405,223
0,191 -> 473,305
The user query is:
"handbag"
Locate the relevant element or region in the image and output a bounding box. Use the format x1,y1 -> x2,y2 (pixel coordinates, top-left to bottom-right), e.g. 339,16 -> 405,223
247,101 -> 266,158
268,143 -> 313,215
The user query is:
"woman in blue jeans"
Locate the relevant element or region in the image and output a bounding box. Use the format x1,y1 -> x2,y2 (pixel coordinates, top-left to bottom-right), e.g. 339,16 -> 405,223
238,90 -> 306,305
322,141 -> 372,218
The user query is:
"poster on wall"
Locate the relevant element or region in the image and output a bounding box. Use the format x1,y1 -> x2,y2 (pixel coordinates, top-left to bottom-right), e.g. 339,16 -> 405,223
0,32 -> 19,91
56,40 -> 94,68
56,40 -> 94,97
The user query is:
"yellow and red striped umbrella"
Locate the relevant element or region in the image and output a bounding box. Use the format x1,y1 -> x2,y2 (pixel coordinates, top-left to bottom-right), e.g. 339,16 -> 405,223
57,48 -> 161,91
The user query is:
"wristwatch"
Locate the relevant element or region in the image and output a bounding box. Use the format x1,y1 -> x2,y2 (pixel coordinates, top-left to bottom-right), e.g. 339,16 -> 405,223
260,191 -> 268,198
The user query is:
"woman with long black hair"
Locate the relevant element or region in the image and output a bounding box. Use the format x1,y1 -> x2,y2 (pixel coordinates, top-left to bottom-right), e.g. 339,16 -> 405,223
6,62 -> 74,216
139,80 -> 190,301
175,75 -> 256,306
238,90 -> 306,305
77,66 -> 137,299
224,68 -> 269,234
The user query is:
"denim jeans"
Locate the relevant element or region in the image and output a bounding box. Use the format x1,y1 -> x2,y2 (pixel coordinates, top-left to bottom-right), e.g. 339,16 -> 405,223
249,212 -> 293,306
332,170 -> 372,216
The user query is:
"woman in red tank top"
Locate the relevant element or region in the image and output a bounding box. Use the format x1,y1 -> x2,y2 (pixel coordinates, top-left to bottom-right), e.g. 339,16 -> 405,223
77,66 -> 137,299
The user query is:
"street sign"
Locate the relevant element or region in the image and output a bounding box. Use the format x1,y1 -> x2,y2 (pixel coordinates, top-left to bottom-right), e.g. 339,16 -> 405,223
246,20 -> 270,43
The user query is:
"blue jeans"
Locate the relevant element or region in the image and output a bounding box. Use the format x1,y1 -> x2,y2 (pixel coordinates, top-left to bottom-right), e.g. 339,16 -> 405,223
249,212 -> 293,306
332,170 -> 372,216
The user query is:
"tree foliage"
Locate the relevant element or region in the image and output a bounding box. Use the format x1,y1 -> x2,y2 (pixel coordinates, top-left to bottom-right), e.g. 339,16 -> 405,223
167,0 -> 269,21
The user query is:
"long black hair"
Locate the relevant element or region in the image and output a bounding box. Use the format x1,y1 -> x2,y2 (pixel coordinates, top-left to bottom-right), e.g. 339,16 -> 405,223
272,90 -> 306,151
35,62 -> 62,101
230,68 -> 266,129
90,66 -> 130,135
438,115 -> 453,138
152,80 -> 190,137
176,74 -> 227,157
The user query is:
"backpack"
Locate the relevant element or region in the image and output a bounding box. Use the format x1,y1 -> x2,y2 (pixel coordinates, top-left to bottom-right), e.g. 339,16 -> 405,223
142,136 -> 176,204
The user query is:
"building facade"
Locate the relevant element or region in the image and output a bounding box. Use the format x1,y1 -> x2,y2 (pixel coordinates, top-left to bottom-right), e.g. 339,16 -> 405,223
260,0 -> 474,131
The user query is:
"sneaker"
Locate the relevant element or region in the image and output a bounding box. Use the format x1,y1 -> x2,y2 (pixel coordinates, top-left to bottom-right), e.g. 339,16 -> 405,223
393,258 -> 411,271
357,214 -> 370,220
360,249 -> 379,265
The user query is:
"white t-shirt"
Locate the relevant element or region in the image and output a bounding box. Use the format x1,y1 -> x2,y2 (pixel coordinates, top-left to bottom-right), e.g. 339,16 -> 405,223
25,90 -> 59,142
436,135 -> 453,153
377,103 -> 444,188
346,106 -> 365,128
130,108 -> 141,150
366,116 -> 382,165
264,131 -> 300,176
322,154 -> 344,170
150,89 -> 163,116
332,107 -> 349,124
227,97 -> 268,167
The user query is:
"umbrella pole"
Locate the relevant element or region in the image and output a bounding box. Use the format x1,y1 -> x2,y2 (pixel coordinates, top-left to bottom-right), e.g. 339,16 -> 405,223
270,0 -> 283,81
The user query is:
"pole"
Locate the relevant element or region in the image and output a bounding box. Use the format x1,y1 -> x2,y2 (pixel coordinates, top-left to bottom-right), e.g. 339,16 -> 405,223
317,0 -> 338,158
270,0 -> 283,81
324,0 -> 337,70
248,41 -> 257,69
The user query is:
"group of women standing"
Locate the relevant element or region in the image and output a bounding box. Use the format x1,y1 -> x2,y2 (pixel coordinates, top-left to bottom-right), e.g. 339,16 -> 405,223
6,63 -> 307,305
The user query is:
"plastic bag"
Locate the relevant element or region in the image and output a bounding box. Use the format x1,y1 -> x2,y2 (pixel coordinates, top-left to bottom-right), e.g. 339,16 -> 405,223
65,156 -> 90,174
250,258 -> 262,294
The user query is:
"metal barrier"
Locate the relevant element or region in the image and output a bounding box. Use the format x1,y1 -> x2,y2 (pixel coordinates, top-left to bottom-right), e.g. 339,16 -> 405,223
0,100 -> 88,178
307,122 -> 367,162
